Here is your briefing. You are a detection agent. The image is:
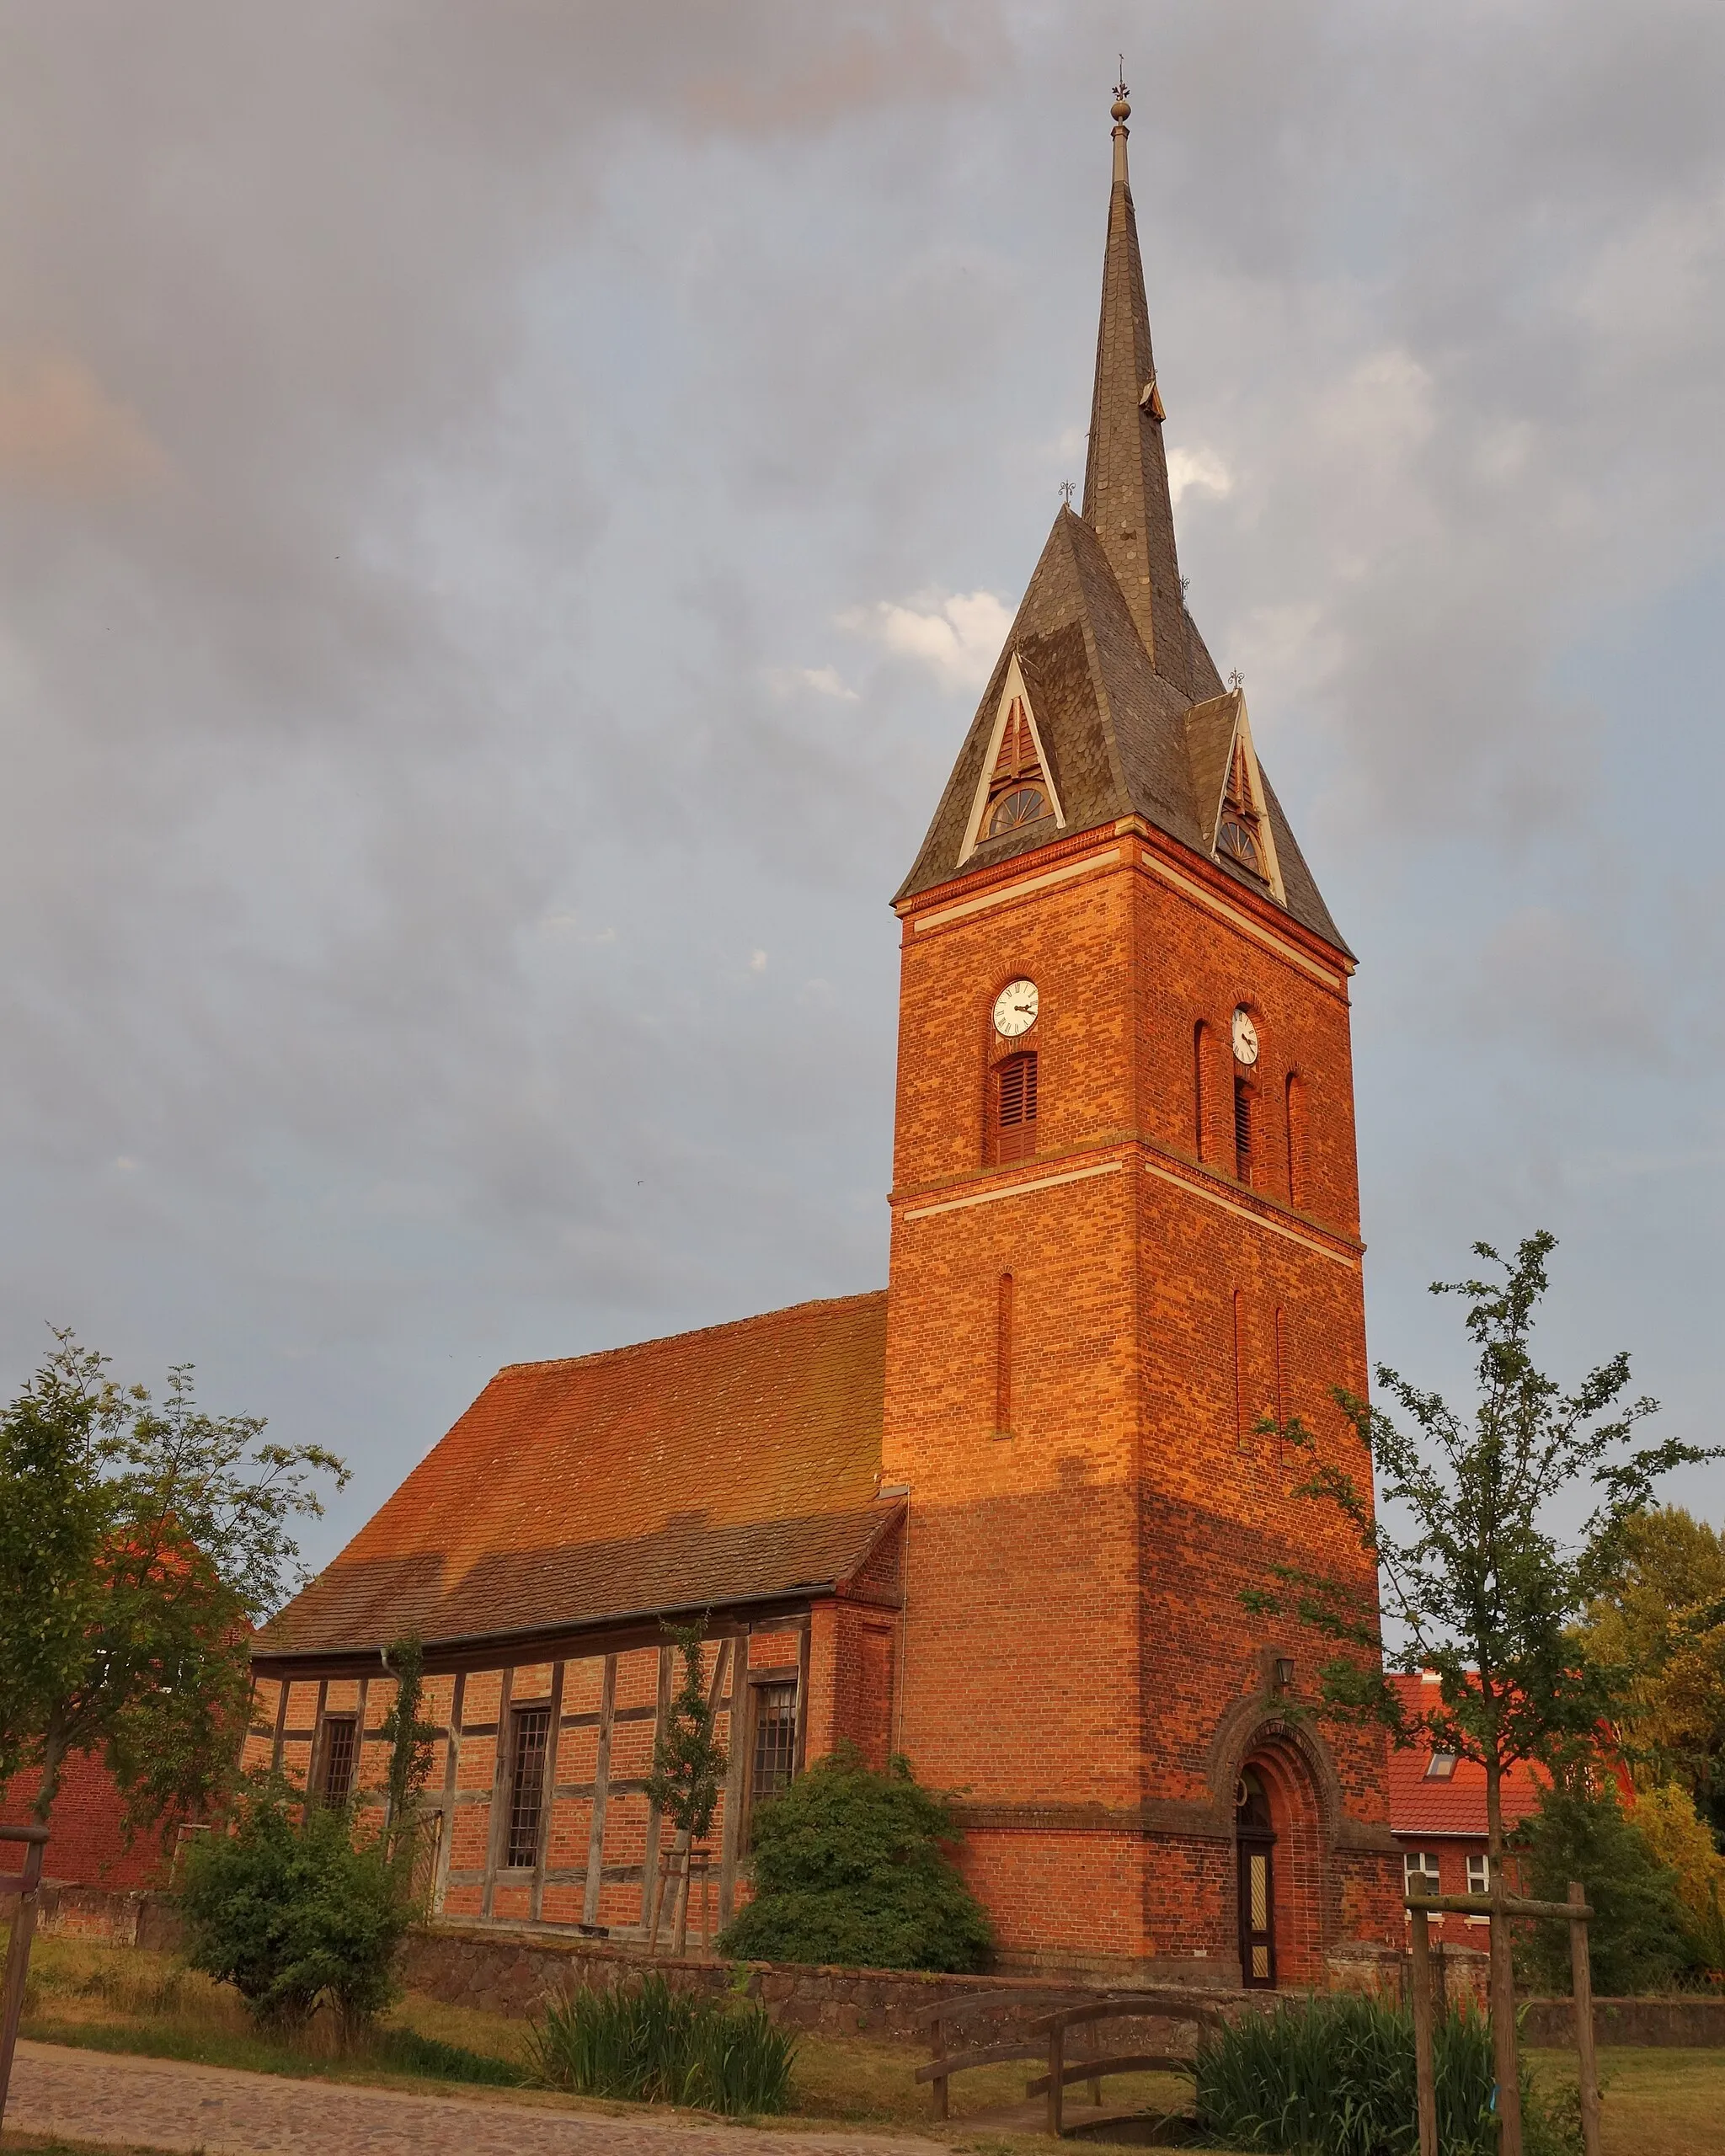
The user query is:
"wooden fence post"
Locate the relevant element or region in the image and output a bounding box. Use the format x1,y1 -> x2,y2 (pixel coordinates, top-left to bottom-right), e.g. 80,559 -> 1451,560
1569,1881 -> 1602,2156
929,2013 -> 948,2121
1045,2016 -> 1065,2138
1409,1904 -> 1438,2156
0,1825 -> 50,2128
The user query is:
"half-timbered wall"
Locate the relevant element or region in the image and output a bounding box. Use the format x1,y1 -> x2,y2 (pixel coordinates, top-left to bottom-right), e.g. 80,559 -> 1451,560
247,1602 -> 894,1935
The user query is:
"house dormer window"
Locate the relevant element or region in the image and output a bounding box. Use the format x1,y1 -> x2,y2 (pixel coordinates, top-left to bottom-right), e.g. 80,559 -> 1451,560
984,697 -> 1053,840
1217,739 -> 1265,879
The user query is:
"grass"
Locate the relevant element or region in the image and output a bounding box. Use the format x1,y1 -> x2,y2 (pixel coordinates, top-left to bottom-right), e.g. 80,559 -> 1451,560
526,1974 -> 797,2113
7,1933 -> 1725,2152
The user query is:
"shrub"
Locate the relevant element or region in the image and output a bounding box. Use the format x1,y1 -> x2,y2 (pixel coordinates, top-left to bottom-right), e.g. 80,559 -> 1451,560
1194,1990 -> 1577,2156
716,1745 -> 992,1972
1512,1774 -> 1689,1996
526,1974 -> 795,2115
177,1776 -> 413,2030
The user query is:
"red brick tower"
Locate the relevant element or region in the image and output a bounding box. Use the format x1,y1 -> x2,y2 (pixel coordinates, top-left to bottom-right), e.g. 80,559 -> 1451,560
879,88 -> 1398,1987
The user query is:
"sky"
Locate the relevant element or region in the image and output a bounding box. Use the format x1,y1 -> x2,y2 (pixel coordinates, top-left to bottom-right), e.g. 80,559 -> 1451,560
1,1 -> 1722,1579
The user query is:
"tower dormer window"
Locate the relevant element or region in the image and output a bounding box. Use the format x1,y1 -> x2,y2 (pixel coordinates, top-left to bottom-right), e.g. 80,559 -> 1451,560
990,784 -> 1050,836
983,696 -> 1053,841
1217,740 -> 1265,880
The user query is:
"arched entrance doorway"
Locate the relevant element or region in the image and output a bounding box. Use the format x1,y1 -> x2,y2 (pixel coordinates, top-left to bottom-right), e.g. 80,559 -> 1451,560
1235,1765 -> 1276,1988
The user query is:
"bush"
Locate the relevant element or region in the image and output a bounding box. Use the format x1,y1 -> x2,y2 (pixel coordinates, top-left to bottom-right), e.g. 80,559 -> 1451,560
1194,1990 -> 1578,2156
1633,1783 -> 1725,1983
526,1974 -> 795,2115
1512,1774 -> 1689,1996
716,1745 -> 992,1972
177,1777 -> 413,2030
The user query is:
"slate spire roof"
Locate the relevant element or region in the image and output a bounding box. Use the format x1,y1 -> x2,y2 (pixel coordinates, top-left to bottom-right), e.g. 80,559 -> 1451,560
895,92 -> 1349,959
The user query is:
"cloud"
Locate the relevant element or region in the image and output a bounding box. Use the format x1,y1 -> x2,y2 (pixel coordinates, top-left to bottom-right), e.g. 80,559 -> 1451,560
766,664 -> 858,700
1167,445 -> 1234,504
844,590 -> 1013,693
0,355 -> 167,492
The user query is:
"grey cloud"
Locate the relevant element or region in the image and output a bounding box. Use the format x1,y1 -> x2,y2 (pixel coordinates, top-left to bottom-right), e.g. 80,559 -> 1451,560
2,2 -> 1722,1564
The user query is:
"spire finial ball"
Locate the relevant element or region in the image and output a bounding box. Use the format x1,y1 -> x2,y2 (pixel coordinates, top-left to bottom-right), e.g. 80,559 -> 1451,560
1111,95 -> 1130,123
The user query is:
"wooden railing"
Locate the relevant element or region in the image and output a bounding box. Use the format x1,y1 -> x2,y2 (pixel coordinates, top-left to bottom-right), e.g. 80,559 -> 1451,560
916,1988 -> 1226,2136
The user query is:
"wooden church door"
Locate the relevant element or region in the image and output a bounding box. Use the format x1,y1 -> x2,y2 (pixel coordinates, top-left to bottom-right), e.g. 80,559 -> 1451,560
1236,1767 -> 1277,1988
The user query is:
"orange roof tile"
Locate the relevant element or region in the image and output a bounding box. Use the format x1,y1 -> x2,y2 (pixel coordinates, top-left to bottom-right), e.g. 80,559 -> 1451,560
1386,1672 -> 1546,1839
258,1292 -> 891,1661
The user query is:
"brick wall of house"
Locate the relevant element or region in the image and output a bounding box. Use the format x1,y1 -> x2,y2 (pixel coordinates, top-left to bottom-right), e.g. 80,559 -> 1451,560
0,1751 -> 174,1890
882,825 -> 1400,1983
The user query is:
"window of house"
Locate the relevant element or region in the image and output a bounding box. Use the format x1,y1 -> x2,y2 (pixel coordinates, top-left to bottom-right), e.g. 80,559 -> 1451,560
504,1704 -> 552,1869
318,1716 -> 358,1807
1424,1750 -> 1459,1780
751,1682 -> 798,1801
1404,1850 -> 1440,1895
1466,1853 -> 1491,1921
1234,1075 -> 1254,1184
992,1052 -> 1039,1165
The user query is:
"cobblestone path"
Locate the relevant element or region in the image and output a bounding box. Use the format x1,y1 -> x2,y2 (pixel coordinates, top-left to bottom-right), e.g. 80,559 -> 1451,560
3,2041 -> 943,2156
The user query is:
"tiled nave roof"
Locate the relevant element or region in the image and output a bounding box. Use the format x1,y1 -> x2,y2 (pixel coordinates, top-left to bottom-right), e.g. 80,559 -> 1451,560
258,1292 -> 892,1662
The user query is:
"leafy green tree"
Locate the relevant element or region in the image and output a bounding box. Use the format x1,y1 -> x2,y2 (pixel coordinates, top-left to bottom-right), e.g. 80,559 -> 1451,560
1578,1508 -> 1725,1838
718,1745 -> 994,1972
0,1331 -> 345,1832
1245,1232 -> 1716,2156
1512,1774 -> 1687,1995
377,1631 -> 438,1870
645,1620 -> 728,1843
644,1620 -> 729,1950
178,1774 -> 410,2031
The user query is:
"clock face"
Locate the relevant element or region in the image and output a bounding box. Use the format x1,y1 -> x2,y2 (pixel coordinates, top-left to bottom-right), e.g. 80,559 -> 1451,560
992,979 -> 1039,1038
1231,1006 -> 1260,1066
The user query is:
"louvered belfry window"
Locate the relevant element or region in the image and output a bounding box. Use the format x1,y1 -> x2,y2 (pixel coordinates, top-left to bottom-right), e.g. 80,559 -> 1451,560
992,1052 -> 1039,1164
505,1705 -> 552,1869
1234,1075 -> 1254,1184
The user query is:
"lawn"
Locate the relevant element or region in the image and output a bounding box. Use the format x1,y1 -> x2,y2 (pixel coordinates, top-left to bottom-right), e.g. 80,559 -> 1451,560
8,1932 -> 1725,2152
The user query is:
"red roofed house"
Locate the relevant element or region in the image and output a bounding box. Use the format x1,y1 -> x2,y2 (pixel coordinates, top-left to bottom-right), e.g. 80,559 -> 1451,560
245,96 -> 1402,1989
1387,1672 -> 1546,1950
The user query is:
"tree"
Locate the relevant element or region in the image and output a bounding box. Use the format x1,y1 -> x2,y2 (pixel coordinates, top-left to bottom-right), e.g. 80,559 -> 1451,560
377,1632 -> 438,1872
0,1331 -> 345,1832
1245,1232 -> 1717,2156
1578,1508 -> 1725,1838
1512,1774 -> 1687,1995
718,1745 -> 994,1972
644,1619 -> 728,1951
1633,1782 -> 1725,1979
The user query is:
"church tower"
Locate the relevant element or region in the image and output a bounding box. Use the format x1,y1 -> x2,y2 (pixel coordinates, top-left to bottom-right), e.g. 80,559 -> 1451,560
879,88 -> 1398,1986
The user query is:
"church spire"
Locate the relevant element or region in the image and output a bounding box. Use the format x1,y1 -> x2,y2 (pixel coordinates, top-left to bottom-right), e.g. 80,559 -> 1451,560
1080,73 -> 1191,696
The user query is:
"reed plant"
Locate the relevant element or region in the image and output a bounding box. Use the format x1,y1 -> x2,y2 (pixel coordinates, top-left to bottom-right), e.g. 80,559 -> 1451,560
1193,1990 -> 1578,2156
526,1973 -> 796,2116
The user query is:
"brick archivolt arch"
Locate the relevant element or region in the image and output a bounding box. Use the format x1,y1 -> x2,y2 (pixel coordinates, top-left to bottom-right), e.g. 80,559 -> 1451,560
1204,1698 -> 1345,1848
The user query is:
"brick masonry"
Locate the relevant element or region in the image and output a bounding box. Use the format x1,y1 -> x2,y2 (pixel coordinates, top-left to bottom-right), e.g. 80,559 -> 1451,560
881,824 -> 1402,1985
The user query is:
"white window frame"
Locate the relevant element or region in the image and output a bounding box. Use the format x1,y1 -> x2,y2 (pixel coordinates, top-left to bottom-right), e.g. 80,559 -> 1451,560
1466,1852 -> 1490,1922
1403,1849 -> 1440,1896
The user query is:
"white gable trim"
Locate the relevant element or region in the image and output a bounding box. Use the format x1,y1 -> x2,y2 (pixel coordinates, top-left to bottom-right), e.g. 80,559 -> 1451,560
958,653 -> 1066,865
1217,691 -> 1286,907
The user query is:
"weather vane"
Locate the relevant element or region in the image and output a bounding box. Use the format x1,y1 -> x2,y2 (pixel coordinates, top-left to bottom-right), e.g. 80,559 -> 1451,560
1229,669 -> 1244,691
1060,479 -> 1076,506
1114,56 -> 1128,102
